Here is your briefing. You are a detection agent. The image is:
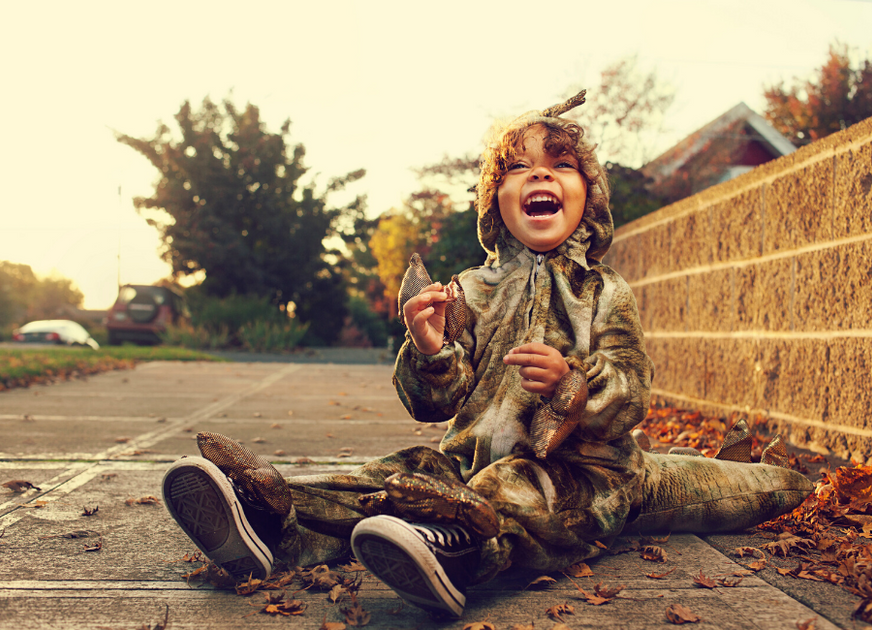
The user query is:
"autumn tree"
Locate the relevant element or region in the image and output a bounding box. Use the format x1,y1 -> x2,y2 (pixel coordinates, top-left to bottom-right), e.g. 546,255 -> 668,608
764,42 -> 872,146
116,97 -> 365,344
564,56 -> 675,168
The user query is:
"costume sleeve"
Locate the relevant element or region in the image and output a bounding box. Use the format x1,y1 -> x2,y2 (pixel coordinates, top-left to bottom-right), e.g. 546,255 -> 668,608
576,271 -> 654,442
392,331 -> 476,424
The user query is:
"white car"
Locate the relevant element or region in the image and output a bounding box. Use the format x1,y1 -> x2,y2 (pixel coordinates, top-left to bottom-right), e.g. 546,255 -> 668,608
12,320 -> 100,350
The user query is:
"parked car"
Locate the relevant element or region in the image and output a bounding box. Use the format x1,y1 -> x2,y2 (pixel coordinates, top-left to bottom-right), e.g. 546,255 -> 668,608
12,320 -> 100,349
106,284 -> 190,345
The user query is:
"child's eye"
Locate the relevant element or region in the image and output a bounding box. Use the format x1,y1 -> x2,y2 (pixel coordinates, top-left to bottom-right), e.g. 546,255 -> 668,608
507,162 -> 527,170
556,161 -> 577,169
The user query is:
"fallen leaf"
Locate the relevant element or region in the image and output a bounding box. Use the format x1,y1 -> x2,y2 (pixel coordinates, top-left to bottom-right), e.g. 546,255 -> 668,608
641,545 -> 668,562
509,625 -> 535,630
274,450 -> 287,456
2,480 -> 41,493
692,570 -> 717,589
593,540 -> 608,549
646,568 -> 677,579
236,575 -> 264,595
732,546 -> 764,559
338,560 -> 367,573
271,423 -> 282,429
115,437 -> 131,443
126,496 -> 160,506
101,473 -> 117,481
666,603 -> 701,624
564,561 -> 594,577
595,582 -> 625,599
717,576 -> 743,587
320,621 -> 347,630
546,603 -> 575,621
463,622 -> 496,630
795,617 -> 817,630
252,412 -> 262,418
296,457 -> 315,465
252,437 -> 265,443
341,592 -> 371,626
525,575 -> 558,590
746,559 -> 768,572
83,538 -> 103,552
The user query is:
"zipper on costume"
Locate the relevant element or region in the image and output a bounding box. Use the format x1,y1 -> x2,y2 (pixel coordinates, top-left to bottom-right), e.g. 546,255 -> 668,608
528,253 -> 545,327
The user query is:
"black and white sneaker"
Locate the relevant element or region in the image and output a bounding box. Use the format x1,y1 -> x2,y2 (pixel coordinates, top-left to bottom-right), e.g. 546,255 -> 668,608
351,515 -> 480,618
162,456 -> 274,581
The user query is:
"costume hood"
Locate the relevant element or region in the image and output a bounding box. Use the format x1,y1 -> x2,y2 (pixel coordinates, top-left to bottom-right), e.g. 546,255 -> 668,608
475,92 -> 613,268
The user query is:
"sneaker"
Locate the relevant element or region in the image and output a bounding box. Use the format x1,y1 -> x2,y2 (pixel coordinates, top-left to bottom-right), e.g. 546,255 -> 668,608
162,456 -> 274,581
351,515 -> 479,617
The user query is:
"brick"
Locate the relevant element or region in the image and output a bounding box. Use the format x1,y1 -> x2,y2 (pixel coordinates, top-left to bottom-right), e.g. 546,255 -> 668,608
710,188 -> 764,264
646,336 -> 706,400
687,269 -> 733,332
670,210 -> 713,270
793,240 -> 872,332
642,277 -> 688,332
606,236 -> 641,283
826,337 -> 872,433
705,338 -> 757,408
733,258 -> 792,332
834,141 -> 872,239
751,338 -> 829,422
638,222 -> 675,280
764,160 -> 834,254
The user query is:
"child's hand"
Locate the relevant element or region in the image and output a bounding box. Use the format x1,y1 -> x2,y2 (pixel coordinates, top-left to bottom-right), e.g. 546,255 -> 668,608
503,343 -> 570,398
403,282 -> 450,355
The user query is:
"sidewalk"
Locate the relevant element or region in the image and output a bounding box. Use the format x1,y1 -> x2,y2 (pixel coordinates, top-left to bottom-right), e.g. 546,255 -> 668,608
0,361 -> 857,629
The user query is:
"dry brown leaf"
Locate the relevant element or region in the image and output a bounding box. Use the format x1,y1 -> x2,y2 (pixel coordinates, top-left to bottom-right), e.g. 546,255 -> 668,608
320,621 -> 347,630
115,437 -> 131,443
236,575 -> 265,595
546,603 -> 575,621
338,560 -> 367,573
126,496 -> 160,506
717,576 -> 743,587
795,617 -> 817,630
732,546 -> 765,559
692,570 -> 717,589
564,561 -> 593,577
666,603 -> 701,624
82,505 -> 99,516
510,625 -> 536,630
525,575 -> 558,590
23,500 -> 48,509
640,545 -> 668,562
341,592 -> 371,626
463,622 -> 496,630
746,559 -> 768,572
296,457 -> 315,465
83,538 -> 103,552
595,582 -> 625,599
2,480 -> 41,493
274,450 -> 287,456
254,593 -> 306,616
646,567 -> 677,579
761,534 -> 815,557
252,437 -> 265,444
593,540 -> 608,549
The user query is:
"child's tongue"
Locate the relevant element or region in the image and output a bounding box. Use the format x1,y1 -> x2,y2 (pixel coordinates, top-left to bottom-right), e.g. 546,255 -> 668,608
526,199 -> 559,217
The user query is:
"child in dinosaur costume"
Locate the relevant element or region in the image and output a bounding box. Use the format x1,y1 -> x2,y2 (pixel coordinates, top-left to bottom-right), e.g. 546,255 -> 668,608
162,91 -> 813,618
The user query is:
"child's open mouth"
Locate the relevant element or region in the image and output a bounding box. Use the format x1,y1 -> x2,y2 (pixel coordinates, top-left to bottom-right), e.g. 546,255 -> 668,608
524,194 -> 561,218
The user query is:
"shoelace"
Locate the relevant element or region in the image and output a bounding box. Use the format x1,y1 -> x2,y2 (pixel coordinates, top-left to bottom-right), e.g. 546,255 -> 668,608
411,522 -> 472,547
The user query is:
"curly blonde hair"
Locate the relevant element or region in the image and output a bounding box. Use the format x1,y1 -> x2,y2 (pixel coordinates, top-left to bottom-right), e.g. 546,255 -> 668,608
476,113 -> 612,261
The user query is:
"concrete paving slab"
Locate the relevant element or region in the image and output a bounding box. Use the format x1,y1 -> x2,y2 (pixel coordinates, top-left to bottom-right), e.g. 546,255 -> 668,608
0,360 -> 860,628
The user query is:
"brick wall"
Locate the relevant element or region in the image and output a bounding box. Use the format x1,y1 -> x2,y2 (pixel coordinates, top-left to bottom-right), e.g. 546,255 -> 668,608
604,117 -> 872,461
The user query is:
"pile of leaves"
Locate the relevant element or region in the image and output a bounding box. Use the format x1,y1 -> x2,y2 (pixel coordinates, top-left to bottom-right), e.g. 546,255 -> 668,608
641,403 -> 872,623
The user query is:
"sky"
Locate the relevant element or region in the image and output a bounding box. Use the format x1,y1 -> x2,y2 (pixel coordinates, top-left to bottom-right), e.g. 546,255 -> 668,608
2,0 -> 870,309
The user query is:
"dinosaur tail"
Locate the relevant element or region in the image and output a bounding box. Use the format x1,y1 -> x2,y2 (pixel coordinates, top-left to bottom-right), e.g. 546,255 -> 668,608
623,451 -> 814,535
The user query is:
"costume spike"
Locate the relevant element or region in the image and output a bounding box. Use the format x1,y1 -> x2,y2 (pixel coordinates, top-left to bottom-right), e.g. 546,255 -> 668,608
541,89 -> 587,118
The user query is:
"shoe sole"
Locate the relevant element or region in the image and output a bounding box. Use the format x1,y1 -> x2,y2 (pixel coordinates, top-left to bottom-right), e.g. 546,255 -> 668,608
162,457 -> 273,581
351,515 -> 465,617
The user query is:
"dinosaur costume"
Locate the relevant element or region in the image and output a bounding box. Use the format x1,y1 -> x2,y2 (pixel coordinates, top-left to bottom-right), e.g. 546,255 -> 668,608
165,92 -> 813,603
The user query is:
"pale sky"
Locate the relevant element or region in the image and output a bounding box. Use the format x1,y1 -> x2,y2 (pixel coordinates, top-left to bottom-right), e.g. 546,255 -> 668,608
2,0 -> 870,309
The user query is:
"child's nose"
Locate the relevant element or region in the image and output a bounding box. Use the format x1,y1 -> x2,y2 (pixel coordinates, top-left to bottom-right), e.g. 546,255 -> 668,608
529,166 -> 553,181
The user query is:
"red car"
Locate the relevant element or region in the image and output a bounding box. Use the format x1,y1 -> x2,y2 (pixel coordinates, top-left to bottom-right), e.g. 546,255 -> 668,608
106,285 -> 189,345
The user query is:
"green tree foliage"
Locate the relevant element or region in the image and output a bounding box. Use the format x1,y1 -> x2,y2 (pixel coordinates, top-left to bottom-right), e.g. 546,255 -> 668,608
115,97 -> 365,345
604,163 -> 665,229
764,42 -> 872,146
0,262 -> 84,334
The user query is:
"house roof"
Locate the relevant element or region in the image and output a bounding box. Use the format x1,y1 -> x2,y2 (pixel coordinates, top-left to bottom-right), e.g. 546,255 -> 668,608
642,102 -> 796,182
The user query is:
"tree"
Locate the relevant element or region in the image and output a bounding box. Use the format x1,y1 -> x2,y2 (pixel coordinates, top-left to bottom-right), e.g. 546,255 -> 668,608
764,42 -> 872,146
604,162 -> 665,228
116,97 -> 365,345
0,262 -> 83,333
564,56 -> 675,168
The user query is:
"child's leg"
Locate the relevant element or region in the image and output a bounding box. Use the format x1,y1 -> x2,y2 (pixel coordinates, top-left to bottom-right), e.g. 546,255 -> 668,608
467,449 -> 645,584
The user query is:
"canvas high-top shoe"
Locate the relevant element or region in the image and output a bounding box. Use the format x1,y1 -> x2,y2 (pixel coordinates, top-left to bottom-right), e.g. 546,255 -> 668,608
351,515 -> 480,617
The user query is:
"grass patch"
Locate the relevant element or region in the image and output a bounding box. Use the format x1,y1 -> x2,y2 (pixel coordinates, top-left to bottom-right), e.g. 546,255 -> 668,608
0,346 -> 223,392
